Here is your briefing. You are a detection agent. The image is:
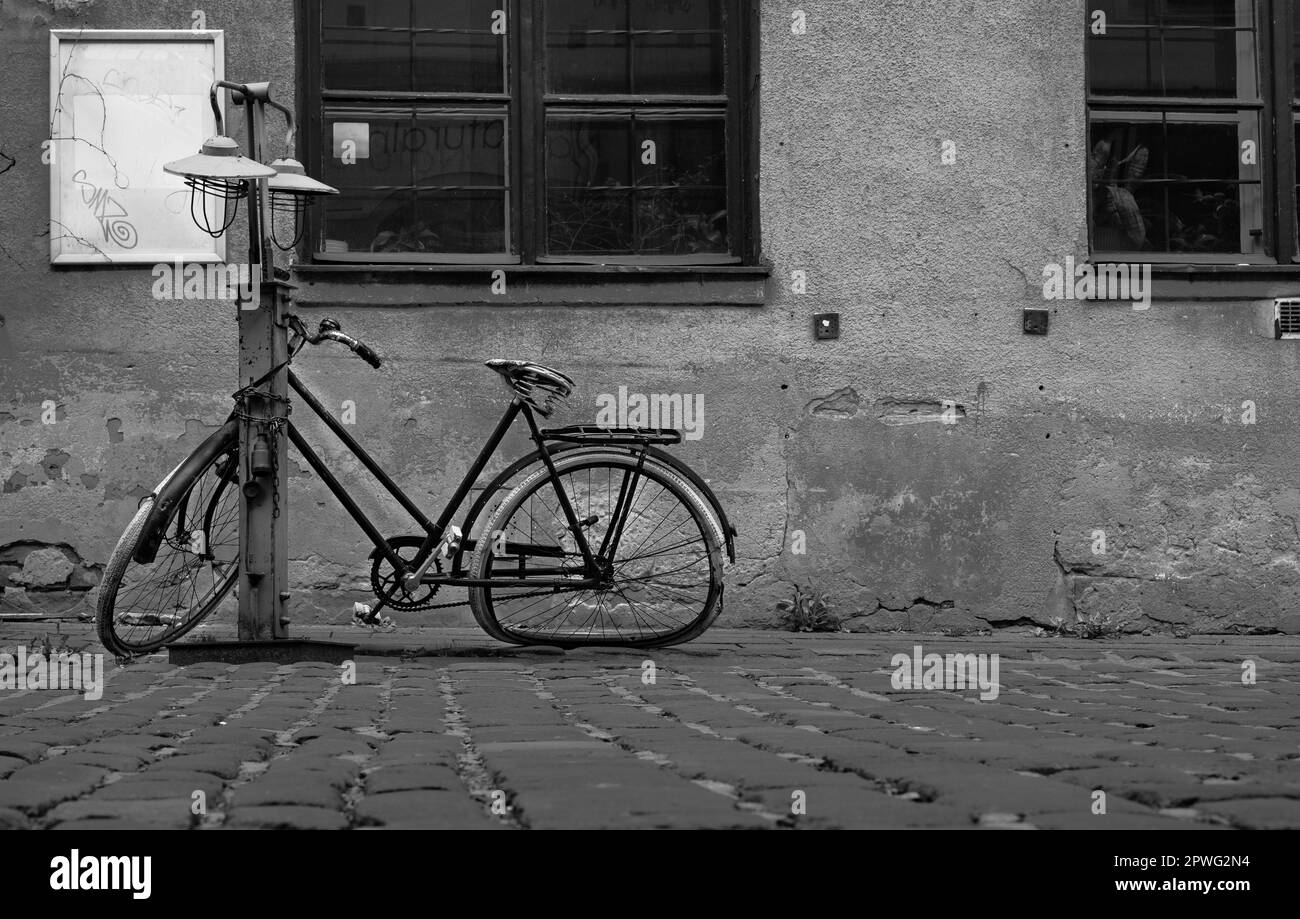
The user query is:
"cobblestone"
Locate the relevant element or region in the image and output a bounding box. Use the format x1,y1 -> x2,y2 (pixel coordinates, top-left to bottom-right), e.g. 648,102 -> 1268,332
0,628 -> 1296,828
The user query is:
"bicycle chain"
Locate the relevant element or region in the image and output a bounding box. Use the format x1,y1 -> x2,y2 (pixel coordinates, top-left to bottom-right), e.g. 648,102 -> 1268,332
381,587 -> 562,613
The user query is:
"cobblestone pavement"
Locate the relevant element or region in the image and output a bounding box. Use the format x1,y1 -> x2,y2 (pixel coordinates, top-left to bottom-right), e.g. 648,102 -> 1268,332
0,626 -> 1297,829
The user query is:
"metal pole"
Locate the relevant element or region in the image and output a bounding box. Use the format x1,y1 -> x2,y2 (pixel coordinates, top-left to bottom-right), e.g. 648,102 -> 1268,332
236,93 -> 291,641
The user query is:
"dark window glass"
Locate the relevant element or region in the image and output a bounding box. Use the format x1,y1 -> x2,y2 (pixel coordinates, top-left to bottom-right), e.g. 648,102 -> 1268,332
546,0 -> 724,95
320,112 -> 508,254
1086,0 -> 1273,259
323,0 -> 412,91
1295,8 -> 1300,100
1095,0 -> 1158,26
1090,119 -> 1252,254
1089,0 -> 1249,97
546,115 -> 727,255
323,0 -> 505,93
1161,28 -> 1240,96
1163,0 -> 1236,26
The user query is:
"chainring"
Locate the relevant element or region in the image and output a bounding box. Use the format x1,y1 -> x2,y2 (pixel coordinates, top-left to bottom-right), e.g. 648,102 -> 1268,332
369,536 -> 443,611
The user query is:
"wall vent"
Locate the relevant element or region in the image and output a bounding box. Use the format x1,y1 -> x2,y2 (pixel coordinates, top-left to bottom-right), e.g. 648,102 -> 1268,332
1275,299 -> 1300,339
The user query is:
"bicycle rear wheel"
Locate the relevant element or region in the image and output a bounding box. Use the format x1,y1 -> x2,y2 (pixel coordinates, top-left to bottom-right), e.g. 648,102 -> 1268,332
468,451 -> 724,648
96,426 -> 239,656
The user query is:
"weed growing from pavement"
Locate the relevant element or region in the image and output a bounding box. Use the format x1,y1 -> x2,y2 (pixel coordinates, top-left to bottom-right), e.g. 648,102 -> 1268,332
776,585 -> 845,633
1036,613 -> 1127,640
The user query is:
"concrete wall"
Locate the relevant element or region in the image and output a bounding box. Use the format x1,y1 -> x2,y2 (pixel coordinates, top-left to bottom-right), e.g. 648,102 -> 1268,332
3,0 -> 1299,635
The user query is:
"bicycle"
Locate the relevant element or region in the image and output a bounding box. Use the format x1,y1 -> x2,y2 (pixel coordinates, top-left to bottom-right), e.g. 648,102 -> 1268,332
95,315 -> 736,657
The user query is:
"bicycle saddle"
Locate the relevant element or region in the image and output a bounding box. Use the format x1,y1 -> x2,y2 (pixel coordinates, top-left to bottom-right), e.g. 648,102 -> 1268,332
486,359 -> 575,417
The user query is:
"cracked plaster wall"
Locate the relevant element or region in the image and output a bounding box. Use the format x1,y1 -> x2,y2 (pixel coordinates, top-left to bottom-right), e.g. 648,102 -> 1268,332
2,1 -> 1299,633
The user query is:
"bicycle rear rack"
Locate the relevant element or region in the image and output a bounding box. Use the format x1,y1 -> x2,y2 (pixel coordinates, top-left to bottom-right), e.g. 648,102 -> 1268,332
541,425 -> 683,446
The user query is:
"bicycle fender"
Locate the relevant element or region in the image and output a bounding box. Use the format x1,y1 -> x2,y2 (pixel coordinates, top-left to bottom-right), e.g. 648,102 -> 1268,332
641,446 -> 737,564
481,444 -> 737,564
132,419 -> 240,565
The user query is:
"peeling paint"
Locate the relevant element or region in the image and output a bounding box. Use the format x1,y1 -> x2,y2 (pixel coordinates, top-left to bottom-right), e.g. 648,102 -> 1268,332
0,540 -> 101,618
808,387 -> 861,418
34,0 -> 100,12
876,398 -> 967,426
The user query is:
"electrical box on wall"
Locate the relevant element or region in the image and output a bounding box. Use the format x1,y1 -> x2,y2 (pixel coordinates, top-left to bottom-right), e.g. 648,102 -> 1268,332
1023,308 -> 1050,336
814,313 -> 839,340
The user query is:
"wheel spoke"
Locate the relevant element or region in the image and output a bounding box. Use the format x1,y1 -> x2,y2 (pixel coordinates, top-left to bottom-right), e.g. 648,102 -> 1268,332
100,447 -> 239,654
477,457 -> 720,647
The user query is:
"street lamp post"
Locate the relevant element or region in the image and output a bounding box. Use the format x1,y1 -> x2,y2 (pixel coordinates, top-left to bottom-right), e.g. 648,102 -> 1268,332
163,81 -> 350,664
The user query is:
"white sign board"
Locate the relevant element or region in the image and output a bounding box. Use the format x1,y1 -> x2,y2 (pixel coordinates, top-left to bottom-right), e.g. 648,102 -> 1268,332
49,29 -> 225,264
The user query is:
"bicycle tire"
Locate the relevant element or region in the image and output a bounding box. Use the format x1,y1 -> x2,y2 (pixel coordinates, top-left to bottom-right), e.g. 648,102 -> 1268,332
97,425 -> 239,656
468,451 -> 725,648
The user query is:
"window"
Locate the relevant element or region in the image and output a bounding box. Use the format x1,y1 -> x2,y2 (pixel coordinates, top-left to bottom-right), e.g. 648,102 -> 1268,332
301,0 -> 756,266
1086,0 -> 1298,263
1294,5 -> 1300,251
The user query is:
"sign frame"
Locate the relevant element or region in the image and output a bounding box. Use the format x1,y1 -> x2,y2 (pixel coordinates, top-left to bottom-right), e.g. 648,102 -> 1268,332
49,28 -> 226,265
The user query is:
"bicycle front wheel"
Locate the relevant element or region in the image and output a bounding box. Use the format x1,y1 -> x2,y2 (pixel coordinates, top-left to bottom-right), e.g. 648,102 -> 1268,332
96,425 -> 240,656
468,452 -> 724,648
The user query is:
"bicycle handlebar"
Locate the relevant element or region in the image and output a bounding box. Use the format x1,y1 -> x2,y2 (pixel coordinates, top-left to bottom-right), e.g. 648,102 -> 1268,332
327,330 -> 382,369
289,316 -> 383,369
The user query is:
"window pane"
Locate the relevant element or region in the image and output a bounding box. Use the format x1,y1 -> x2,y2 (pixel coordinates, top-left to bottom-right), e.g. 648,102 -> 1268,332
413,1 -> 506,93
323,0 -> 411,91
546,115 -> 727,255
321,112 -> 508,254
1089,28 -> 1161,95
413,189 -> 507,253
547,188 -> 635,253
1090,119 -> 1254,253
638,118 -> 728,187
1162,0 -> 1236,26
1295,8 -> 1300,101
1162,27 -> 1242,96
631,1 -> 724,95
323,0 -> 505,93
1088,0 -> 1253,98
547,117 -> 633,188
321,190 -> 414,254
546,0 -> 723,95
321,113 -> 412,192
548,30 -> 630,94
637,118 -> 728,254
547,116 -> 633,252
1093,0 -> 1158,25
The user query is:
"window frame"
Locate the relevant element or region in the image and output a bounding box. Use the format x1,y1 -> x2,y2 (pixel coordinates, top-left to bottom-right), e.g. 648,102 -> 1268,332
1281,0 -> 1299,257
298,0 -> 760,268
1084,0 -> 1299,265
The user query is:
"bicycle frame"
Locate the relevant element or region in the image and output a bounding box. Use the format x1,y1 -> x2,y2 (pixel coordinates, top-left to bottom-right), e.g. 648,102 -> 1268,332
282,369 -> 609,591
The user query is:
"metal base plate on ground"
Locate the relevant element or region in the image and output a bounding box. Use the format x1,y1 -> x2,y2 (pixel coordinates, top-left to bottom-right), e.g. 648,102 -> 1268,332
168,639 -> 356,665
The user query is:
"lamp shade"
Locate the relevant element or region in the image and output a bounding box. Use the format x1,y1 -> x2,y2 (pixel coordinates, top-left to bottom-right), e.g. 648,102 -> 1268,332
164,136 -> 277,181
267,158 -> 338,197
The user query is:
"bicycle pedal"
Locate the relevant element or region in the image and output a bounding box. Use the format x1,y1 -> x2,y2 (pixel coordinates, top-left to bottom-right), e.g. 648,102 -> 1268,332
352,602 -> 396,631
352,601 -> 380,625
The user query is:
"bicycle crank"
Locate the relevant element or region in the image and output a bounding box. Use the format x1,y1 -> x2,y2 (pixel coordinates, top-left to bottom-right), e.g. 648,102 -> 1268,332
369,535 -> 443,611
